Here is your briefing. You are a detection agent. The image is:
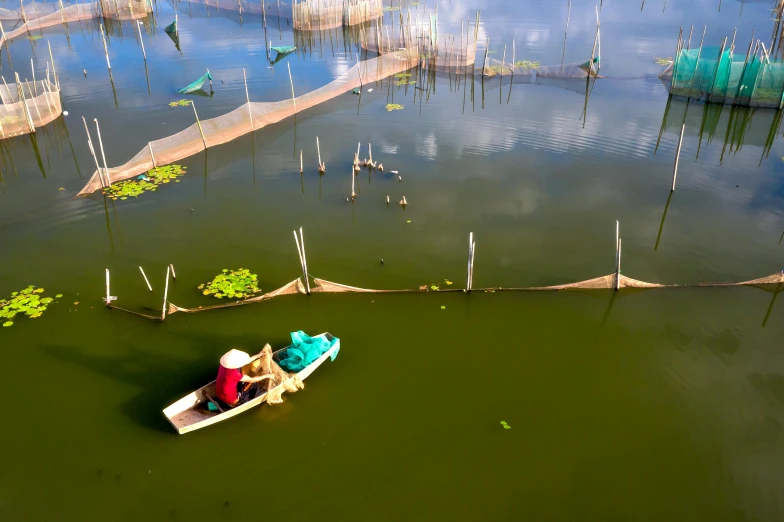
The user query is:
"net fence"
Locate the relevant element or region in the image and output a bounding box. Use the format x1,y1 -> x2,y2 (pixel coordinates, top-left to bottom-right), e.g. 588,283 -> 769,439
0,79 -> 62,139
0,0 -> 152,48
292,0 -> 382,30
107,269 -> 784,321
77,49 -> 418,195
481,57 -> 599,79
665,42 -> 784,108
362,23 -> 478,70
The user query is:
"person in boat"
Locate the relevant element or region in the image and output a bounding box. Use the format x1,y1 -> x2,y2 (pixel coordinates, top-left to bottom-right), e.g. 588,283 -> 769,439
216,349 -> 273,407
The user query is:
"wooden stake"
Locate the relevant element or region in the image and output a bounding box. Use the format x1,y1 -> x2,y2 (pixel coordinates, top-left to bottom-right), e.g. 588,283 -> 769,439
162,266 -> 170,320
15,72 -> 35,133
317,136 -> 322,166
139,266 -> 153,291
351,167 -> 356,198
30,59 -> 38,96
470,241 -> 476,290
300,150 -> 303,173
169,264 -> 177,279
48,41 -> 59,90
243,68 -> 253,131
94,118 -> 111,187
105,269 -> 112,306
671,123 -> 685,191
100,23 -> 111,71
148,142 -> 156,168
191,101 -> 208,150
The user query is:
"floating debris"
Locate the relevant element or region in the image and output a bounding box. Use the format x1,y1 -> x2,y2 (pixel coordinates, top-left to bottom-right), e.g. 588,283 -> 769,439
168,99 -> 192,107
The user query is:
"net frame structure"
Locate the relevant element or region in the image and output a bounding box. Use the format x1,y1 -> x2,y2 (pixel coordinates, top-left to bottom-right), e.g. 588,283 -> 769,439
0,79 -> 63,139
661,31 -> 784,109
0,0 -> 152,48
76,50 -> 419,195
292,0 -> 383,31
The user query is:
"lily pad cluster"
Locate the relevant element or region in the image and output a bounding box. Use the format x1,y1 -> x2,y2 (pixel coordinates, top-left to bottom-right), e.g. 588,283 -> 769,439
169,99 -> 192,107
385,103 -> 404,112
1,286 -> 62,327
198,268 -> 260,299
500,421 -> 511,430
418,279 -> 453,291
103,165 -> 186,200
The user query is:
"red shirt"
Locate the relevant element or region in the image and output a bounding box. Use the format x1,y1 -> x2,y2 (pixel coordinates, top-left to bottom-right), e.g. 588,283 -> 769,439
216,366 -> 243,405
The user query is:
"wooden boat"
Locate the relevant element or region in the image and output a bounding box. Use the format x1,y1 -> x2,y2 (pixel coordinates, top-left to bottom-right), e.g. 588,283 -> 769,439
163,333 -> 339,435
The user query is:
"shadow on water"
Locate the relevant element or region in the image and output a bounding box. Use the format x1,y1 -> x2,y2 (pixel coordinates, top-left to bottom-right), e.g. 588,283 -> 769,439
39,329 -> 291,433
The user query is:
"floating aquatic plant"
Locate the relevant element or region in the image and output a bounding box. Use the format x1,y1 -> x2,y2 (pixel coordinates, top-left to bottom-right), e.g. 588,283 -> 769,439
168,99 -> 192,107
386,103 -> 404,112
395,79 -> 416,86
382,6 -> 400,11
27,35 -> 42,41
655,57 -> 673,66
198,268 -> 260,299
393,73 -> 412,78
103,165 -> 186,200
1,286 -> 61,327
418,279 -> 454,292
514,60 -> 541,70
500,421 -> 511,430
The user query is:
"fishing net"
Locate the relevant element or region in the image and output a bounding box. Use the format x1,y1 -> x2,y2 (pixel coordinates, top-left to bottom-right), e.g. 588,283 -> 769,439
292,0 -> 382,31
481,57 -> 600,78
176,71 -> 212,94
164,19 -> 176,35
0,79 -> 62,139
77,50 -> 419,195
245,343 -> 304,405
0,0 -> 152,48
665,45 -> 784,108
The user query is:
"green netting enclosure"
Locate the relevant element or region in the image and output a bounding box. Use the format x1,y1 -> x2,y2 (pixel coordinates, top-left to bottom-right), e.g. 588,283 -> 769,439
665,44 -> 784,108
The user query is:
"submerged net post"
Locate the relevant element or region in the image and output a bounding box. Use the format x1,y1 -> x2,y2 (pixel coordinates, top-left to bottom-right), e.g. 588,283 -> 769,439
15,72 -> 35,134
191,101 -> 208,150
169,264 -> 177,279
48,40 -> 59,90
293,229 -> 310,294
148,142 -> 156,167
139,266 -> 153,291
466,232 -> 473,291
671,123 -> 685,191
105,269 -> 111,306
300,150 -> 303,173
614,221 -> 620,291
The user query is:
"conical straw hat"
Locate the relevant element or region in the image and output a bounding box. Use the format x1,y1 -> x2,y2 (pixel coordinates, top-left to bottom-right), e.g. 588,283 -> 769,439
220,349 -> 251,369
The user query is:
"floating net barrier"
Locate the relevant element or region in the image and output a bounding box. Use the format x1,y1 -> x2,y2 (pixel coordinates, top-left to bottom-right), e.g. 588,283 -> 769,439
0,79 -> 63,139
0,1 -> 65,21
661,37 -> 784,108
173,0 -> 289,18
0,0 -> 152,48
76,50 -> 419,195
292,0 -> 382,31
106,267 -> 784,322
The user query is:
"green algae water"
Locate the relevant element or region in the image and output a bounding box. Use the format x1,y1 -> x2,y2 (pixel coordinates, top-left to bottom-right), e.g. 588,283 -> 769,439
2,1 -> 784,520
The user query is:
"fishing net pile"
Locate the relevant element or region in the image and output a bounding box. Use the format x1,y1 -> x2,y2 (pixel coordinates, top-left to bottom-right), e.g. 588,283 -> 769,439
77,49 -> 419,195
0,79 -> 62,139
244,343 -> 305,405
663,42 -> 784,108
292,0 -> 382,31
0,0 -> 152,48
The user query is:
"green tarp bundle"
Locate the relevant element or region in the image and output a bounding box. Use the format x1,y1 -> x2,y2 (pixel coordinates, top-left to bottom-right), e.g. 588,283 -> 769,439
670,47 -> 784,108
270,45 -> 296,65
277,331 -> 340,372
176,71 -> 213,94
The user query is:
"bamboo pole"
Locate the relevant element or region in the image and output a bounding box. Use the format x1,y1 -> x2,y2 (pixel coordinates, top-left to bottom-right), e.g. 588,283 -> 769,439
671,123 -> 685,191
137,21 -> 147,61
31,59 -> 38,96
15,73 -> 35,134
562,0 -> 571,64
83,116 -> 106,188
48,41 -> 59,90
100,23 -> 112,71
105,269 -> 112,306
470,241 -> 476,290
287,62 -> 297,114
466,232 -> 473,291
351,167 -> 356,198
139,266 -> 153,291
300,150 -> 303,173
161,266 -> 170,320
169,264 -> 177,278
299,227 -> 311,294
94,118 -> 112,187
317,136 -> 322,166
191,101 -> 208,150
614,221 -> 620,291
243,68 -> 253,131
148,142 -> 156,168
24,81 -> 42,123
